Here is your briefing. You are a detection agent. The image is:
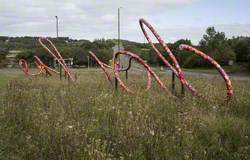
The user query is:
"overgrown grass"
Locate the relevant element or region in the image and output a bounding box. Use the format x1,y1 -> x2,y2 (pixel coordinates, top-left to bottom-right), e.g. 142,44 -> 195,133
0,68 -> 22,92
0,71 -> 250,159
0,75 -> 9,90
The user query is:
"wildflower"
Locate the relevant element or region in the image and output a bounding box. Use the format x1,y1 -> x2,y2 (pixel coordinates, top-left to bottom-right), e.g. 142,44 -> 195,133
178,127 -> 182,132
149,130 -> 155,136
26,135 -> 31,140
68,125 -> 73,129
128,111 -> 132,115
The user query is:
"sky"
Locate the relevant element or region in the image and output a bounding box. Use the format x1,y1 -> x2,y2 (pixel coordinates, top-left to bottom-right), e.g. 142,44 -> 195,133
0,0 -> 250,44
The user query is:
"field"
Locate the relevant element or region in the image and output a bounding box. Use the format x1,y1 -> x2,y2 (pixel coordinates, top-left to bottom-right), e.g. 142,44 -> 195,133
0,68 -> 250,159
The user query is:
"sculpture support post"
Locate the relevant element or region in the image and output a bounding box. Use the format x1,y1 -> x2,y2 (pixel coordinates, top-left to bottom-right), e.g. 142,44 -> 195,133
59,64 -> 62,80
172,71 -> 175,94
126,70 -> 128,81
181,83 -> 185,96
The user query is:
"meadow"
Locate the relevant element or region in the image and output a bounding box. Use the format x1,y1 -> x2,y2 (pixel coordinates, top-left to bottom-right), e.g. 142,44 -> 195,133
0,69 -> 250,159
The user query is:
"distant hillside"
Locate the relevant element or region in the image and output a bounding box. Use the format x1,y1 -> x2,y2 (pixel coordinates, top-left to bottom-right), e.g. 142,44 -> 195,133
1,30 -> 250,71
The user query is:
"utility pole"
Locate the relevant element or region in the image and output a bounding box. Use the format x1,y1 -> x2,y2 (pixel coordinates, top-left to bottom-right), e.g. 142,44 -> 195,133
55,16 -> 61,79
118,8 -> 121,52
115,7 -> 121,90
55,16 -> 59,38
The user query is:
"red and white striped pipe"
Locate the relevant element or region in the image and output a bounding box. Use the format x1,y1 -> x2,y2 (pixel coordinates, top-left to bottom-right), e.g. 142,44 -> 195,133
89,51 -> 153,91
179,44 -> 233,99
139,18 -> 198,96
38,37 -> 75,81
114,50 -> 173,96
89,51 -> 113,84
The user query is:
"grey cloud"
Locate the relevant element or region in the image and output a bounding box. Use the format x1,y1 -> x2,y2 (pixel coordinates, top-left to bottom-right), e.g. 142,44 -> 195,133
0,0 -> 249,44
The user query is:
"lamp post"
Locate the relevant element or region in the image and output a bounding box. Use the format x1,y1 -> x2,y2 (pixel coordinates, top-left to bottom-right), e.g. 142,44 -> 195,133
118,8 -> 121,52
55,16 -> 58,38
115,7 -> 122,90
55,16 -> 61,79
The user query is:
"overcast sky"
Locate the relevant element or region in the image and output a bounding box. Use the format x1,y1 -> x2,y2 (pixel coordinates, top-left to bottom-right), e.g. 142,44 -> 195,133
0,0 -> 250,44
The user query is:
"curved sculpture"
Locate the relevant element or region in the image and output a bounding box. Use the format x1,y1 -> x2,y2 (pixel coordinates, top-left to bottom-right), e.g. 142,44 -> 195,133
179,44 -> 233,99
18,18 -> 233,100
19,56 -> 59,77
19,58 -> 44,76
19,59 -> 30,76
38,37 -> 75,81
34,56 -> 59,76
89,51 -> 113,84
89,51 -> 152,91
114,50 -> 172,95
139,18 -> 198,96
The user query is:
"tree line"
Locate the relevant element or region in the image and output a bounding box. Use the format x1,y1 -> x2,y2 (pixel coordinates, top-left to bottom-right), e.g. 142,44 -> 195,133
0,27 -> 250,71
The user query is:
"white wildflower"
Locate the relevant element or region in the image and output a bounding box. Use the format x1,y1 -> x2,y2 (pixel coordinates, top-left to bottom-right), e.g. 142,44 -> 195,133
68,125 -> 73,129
149,130 -> 155,136
129,111 -> 132,115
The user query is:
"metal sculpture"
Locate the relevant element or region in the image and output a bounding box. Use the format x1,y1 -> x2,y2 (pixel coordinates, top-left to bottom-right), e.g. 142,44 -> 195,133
139,18 -> 233,99
38,37 -> 75,81
113,51 -> 171,94
139,18 -> 198,96
88,51 -> 113,83
89,51 -> 153,91
19,56 -> 59,77
87,18 -> 233,99
34,56 -> 59,75
19,59 -> 30,76
179,44 -> 233,98
18,18 -> 234,100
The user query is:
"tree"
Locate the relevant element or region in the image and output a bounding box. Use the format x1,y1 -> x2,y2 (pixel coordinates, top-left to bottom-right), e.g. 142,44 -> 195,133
199,27 -> 236,65
0,49 -> 7,67
171,39 -> 193,67
229,37 -> 250,62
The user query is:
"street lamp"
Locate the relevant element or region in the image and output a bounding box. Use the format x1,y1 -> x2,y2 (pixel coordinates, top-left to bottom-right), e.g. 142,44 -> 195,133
115,7 -> 122,90
55,16 -> 58,38
118,7 -> 121,52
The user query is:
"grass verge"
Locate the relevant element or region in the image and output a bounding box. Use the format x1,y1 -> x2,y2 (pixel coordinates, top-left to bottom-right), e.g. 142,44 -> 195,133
0,71 -> 250,159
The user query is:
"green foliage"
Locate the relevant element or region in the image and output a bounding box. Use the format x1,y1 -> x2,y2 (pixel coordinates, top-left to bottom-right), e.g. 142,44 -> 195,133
199,27 -> 236,65
171,39 -> 193,67
182,54 -> 209,68
1,30 -> 250,70
0,49 -> 7,68
229,37 -> 250,62
247,54 -> 250,72
0,51 -> 6,62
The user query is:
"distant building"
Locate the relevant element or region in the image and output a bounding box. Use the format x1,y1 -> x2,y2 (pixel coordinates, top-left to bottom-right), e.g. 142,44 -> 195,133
5,50 -> 22,68
112,44 -> 128,68
6,53 -> 17,68
53,58 -> 74,68
112,44 -> 124,56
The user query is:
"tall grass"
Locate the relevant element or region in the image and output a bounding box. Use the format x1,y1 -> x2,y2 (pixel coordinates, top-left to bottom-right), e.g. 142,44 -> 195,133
0,71 -> 250,159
